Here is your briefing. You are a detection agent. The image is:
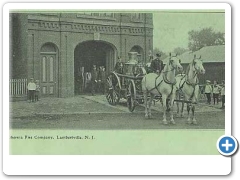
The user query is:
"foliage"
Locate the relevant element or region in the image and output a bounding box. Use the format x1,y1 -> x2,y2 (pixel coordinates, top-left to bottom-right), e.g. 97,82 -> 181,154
173,47 -> 188,55
188,27 -> 225,51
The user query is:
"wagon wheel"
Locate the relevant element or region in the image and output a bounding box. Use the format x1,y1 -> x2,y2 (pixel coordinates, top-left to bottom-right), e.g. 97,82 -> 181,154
112,72 -> 121,103
127,80 -> 136,112
106,73 -> 121,105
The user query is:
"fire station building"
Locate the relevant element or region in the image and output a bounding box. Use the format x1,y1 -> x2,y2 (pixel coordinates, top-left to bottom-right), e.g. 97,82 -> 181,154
10,12 -> 153,97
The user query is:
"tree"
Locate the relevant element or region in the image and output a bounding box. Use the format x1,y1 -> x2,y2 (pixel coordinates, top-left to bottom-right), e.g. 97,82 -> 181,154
173,47 -> 188,55
188,27 -> 225,52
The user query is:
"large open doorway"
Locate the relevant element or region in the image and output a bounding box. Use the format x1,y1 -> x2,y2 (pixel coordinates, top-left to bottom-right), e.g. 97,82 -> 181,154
74,40 -> 116,95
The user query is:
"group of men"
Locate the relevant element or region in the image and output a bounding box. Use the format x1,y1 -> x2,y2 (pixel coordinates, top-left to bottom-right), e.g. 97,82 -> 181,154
204,80 -> 225,109
89,53 -> 164,95
115,53 -> 164,75
90,65 -> 107,95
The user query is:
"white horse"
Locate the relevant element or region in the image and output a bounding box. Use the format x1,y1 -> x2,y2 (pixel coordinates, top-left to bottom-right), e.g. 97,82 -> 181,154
175,55 -> 205,124
142,53 -> 183,125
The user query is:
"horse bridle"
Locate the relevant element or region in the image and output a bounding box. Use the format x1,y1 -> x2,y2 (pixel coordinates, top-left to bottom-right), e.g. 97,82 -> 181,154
146,57 -> 178,95
189,59 -> 203,81
162,57 -> 179,74
161,57 -> 181,85
179,59 -> 201,101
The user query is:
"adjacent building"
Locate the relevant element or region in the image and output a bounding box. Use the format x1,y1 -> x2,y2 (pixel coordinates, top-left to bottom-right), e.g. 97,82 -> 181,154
163,45 -> 225,84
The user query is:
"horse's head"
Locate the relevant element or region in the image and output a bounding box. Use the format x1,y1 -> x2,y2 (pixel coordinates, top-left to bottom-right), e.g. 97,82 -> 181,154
169,53 -> 183,72
193,55 -> 205,74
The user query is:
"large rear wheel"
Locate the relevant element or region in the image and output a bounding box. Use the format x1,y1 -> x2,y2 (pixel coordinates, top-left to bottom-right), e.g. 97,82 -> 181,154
106,73 -> 121,105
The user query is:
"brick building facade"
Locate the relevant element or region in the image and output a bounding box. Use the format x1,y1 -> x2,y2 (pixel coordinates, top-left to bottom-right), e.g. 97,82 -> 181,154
10,12 -> 153,97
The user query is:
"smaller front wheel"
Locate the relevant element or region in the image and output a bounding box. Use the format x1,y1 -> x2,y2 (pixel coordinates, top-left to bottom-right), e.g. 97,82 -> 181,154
127,80 -> 136,112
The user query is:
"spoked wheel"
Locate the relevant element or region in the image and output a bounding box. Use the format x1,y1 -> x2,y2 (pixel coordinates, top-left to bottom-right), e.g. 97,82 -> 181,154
106,74 -> 121,105
127,80 -> 136,112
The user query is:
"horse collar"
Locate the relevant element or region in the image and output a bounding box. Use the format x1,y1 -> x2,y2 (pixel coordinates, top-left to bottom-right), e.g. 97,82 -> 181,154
185,79 -> 198,87
163,74 -> 176,85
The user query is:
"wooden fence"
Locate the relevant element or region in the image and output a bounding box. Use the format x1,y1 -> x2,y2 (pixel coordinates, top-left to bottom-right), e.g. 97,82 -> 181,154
10,79 -> 28,96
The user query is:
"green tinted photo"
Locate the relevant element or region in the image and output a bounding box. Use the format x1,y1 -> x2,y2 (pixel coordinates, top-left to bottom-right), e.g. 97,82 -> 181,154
9,10 -> 225,155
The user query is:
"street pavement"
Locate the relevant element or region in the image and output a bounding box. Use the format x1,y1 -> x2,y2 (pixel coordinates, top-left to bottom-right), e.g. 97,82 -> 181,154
9,95 -> 225,129
9,95 -> 225,130
10,95 -> 222,118
10,94 -> 223,118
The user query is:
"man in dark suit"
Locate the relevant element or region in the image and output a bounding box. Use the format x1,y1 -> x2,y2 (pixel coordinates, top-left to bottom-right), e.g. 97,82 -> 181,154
91,65 -> 98,95
114,56 -> 124,74
150,53 -> 164,74
98,66 -> 107,94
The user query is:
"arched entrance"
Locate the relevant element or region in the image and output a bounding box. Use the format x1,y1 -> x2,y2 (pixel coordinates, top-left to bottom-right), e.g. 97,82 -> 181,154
40,43 -> 59,97
74,40 -> 116,95
130,45 -> 144,63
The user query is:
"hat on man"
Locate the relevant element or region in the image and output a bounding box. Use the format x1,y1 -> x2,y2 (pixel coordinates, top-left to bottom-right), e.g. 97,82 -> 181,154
206,80 -> 211,83
156,53 -> 161,57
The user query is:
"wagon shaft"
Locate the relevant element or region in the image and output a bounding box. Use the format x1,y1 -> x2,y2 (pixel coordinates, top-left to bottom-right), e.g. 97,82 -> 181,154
174,99 -> 197,104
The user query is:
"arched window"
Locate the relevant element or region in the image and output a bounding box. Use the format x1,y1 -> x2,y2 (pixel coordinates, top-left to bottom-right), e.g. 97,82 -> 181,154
40,43 -> 56,53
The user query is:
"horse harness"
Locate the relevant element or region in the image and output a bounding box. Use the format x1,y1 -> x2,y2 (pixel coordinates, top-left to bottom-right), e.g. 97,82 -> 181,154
146,60 -> 177,98
178,64 -> 199,101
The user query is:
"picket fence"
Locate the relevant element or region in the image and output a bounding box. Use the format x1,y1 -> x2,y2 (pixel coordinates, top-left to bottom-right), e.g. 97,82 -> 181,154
9,79 -> 28,96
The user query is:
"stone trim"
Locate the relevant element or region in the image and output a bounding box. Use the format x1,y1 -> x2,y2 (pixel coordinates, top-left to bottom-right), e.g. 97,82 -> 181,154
28,20 -> 153,36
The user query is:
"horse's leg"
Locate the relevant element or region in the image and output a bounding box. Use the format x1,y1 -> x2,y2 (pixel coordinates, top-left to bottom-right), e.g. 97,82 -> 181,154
143,91 -> 149,118
176,92 -> 180,116
176,91 -> 179,114
187,103 -> 192,124
169,96 -> 175,124
176,101 -> 179,114
181,102 -> 184,117
147,93 -> 154,118
192,104 -> 197,124
162,95 -> 168,125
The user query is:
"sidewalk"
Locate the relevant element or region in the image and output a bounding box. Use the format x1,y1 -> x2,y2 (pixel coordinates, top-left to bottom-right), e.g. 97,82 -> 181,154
10,95 -> 223,118
10,95 -> 125,118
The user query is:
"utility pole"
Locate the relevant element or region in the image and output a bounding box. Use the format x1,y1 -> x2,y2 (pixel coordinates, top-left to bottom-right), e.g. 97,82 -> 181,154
119,13 -> 122,59
144,13 -> 147,64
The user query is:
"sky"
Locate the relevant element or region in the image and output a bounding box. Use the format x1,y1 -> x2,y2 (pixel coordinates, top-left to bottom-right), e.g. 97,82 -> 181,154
153,11 -> 225,53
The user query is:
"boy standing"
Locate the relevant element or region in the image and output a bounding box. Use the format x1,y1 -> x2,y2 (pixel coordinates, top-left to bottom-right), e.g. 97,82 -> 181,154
35,80 -> 40,101
204,80 -> 212,104
212,80 -> 221,105
220,80 -> 225,109
27,78 -> 36,102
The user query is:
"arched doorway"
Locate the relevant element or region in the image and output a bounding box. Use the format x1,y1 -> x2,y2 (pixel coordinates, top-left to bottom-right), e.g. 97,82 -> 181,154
74,40 -> 116,95
130,45 -> 144,63
40,43 -> 59,97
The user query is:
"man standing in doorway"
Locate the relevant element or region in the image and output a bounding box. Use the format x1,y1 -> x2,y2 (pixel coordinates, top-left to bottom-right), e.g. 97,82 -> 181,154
98,66 -> 107,94
91,65 -> 98,96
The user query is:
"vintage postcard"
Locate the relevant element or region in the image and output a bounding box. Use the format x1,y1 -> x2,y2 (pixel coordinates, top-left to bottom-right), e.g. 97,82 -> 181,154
3,2 -> 234,175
